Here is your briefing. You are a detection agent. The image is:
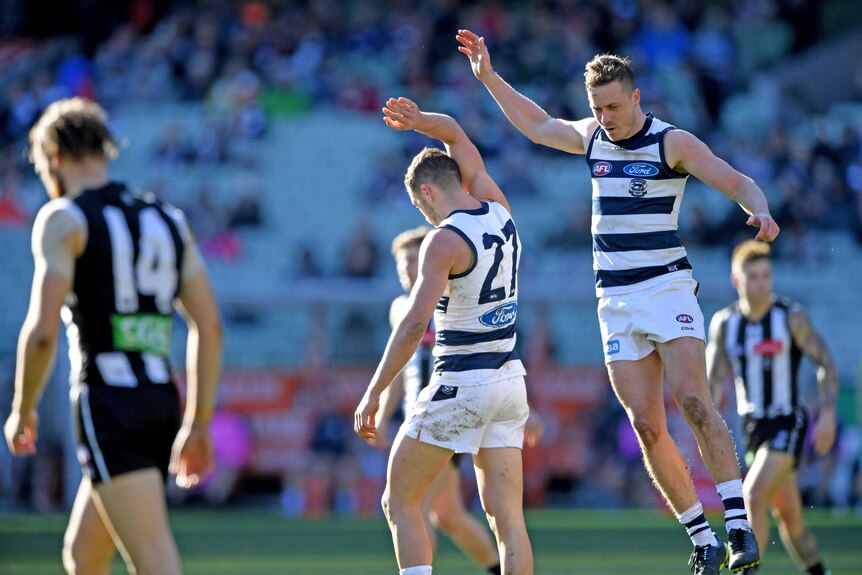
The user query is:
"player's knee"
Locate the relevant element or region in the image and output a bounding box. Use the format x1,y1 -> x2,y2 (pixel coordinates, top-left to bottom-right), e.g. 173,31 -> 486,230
432,507 -> 462,533
62,538 -> 111,575
744,484 -> 768,512
630,417 -> 662,448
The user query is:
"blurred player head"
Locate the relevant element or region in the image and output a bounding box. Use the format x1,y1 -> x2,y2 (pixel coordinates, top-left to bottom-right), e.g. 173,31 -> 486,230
584,54 -> 642,142
731,240 -> 773,304
403,147 -> 462,225
28,97 -> 118,199
391,226 -> 431,293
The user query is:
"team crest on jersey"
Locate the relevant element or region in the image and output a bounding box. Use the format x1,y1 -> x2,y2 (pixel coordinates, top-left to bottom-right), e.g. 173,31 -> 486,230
623,163 -> 660,177
628,178 -> 648,197
479,302 -> 517,327
592,161 -> 612,176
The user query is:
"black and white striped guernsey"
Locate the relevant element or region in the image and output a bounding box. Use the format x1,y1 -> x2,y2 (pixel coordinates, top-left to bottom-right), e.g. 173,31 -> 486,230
716,299 -> 803,418
586,114 -> 692,296
63,182 -> 187,388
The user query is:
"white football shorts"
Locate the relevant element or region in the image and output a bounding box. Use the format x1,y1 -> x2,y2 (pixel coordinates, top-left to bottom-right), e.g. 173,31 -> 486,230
598,276 -> 705,363
402,375 -> 529,454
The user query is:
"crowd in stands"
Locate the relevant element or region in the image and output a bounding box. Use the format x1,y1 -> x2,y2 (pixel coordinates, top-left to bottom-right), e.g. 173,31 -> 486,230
1,0 -> 861,272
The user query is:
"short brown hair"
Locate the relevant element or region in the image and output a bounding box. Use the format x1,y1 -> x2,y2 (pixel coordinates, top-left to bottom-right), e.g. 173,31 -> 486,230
29,97 -> 118,176
732,240 -> 771,272
404,147 -> 461,197
584,54 -> 637,92
391,225 -> 431,256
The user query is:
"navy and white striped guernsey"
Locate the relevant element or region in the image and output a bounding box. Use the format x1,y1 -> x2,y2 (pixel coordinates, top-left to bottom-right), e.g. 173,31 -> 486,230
716,298 -> 803,419
586,114 -> 692,296
432,202 -> 526,386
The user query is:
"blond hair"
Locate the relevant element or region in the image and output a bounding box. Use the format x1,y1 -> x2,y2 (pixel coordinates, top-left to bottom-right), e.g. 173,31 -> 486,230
584,54 -> 637,92
731,240 -> 771,273
391,225 -> 431,257
29,98 -> 118,177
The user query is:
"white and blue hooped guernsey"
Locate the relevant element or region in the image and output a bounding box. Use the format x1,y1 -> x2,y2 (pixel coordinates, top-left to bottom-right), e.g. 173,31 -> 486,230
433,201 -> 526,386
587,113 -> 693,296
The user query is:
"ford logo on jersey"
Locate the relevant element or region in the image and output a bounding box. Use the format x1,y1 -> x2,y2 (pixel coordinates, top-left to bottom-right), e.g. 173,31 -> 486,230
479,302 -> 518,327
623,163 -> 659,177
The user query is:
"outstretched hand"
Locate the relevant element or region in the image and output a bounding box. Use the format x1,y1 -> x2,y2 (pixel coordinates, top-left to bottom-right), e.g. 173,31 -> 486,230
382,97 -> 423,131
456,29 -> 493,81
746,213 -> 780,242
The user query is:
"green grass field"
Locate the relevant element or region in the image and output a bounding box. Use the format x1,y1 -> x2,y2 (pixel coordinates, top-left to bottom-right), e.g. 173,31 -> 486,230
1,509 -> 860,574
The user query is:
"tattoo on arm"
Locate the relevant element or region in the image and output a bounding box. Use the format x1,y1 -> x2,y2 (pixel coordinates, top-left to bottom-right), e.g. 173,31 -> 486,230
789,308 -> 838,408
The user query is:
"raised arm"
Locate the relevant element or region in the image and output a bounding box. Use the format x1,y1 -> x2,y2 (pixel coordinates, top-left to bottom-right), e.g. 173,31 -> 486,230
456,29 -> 594,154
788,305 -> 838,455
706,310 -> 733,409
4,201 -> 83,455
664,130 -> 780,242
383,97 -> 511,212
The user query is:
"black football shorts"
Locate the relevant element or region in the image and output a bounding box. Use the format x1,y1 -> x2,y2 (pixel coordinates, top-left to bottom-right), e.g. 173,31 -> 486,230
72,381 -> 181,484
743,407 -> 809,469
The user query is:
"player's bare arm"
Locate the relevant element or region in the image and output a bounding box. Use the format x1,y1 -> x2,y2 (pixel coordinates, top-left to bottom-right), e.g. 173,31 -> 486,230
354,229 -> 466,442
456,28 -> 594,154
706,311 -> 732,408
383,97 -> 514,212
171,262 -> 223,488
4,203 -> 83,455
788,305 -> 838,455
664,129 -> 780,242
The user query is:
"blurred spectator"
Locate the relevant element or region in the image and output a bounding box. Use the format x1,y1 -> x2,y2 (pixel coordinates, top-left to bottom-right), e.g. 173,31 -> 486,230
292,244 -> 325,279
228,183 -> 263,228
343,219 -> 379,278
152,123 -> 194,167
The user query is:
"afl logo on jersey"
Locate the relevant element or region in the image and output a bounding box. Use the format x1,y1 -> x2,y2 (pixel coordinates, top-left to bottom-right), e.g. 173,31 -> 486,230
676,314 -> 694,324
628,178 -> 648,197
592,161 -> 612,176
623,163 -> 659,177
479,302 -> 518,327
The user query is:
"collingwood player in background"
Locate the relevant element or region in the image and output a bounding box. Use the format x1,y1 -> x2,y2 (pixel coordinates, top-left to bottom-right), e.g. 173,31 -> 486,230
707,240 -> 836,575
4,98 -> 223,575
355,97 -> 533,575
